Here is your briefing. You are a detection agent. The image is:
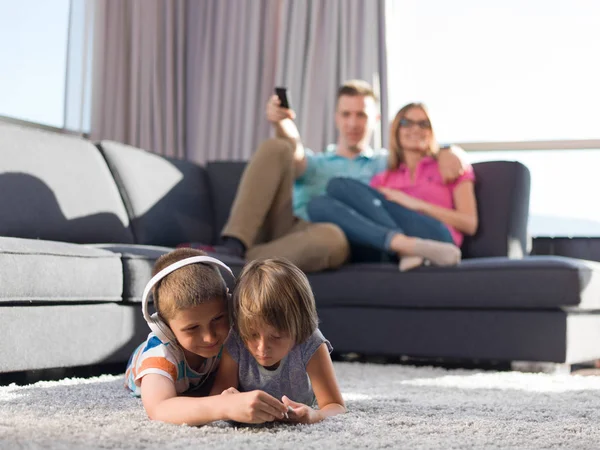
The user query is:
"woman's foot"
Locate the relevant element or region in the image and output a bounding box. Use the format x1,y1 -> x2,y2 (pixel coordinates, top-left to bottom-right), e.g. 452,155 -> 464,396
412,238 -> 461,266
399,255 -> 425,272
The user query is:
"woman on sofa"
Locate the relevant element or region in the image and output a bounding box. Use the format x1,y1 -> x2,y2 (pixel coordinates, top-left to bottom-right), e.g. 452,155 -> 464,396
307,103 -> 478,271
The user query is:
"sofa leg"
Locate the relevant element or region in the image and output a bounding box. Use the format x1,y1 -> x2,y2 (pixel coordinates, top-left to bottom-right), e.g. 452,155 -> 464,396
510,361 -> 571,374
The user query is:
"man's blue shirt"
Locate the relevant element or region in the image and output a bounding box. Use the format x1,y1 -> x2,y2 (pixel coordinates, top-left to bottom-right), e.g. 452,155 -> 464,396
293,144 -> 388,220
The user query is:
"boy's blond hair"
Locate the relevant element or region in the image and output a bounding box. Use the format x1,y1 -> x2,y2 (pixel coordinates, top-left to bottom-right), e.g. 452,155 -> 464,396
233,258 -> 318,345
152,248 -> 228,322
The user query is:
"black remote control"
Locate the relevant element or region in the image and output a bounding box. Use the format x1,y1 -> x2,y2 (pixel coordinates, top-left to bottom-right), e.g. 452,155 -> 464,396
275,87 -> 291,109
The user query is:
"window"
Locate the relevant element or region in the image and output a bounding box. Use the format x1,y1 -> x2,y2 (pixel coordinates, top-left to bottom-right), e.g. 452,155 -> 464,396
0,0 -> 71,128
386,0 -> 600,144
469,149 -> 600,237
386,0 -> 600,236
0,0 -> 92,132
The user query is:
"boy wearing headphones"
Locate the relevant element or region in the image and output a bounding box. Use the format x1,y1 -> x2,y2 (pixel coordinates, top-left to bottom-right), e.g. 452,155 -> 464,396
125,248 -> 289,425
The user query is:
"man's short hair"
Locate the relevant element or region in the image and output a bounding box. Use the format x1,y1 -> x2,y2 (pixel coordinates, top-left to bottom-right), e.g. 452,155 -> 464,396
152,248 -> 228,321
337,79 -> 378,102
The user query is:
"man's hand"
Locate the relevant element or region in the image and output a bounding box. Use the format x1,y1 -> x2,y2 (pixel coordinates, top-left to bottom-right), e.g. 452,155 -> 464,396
225,390 -> 288,424
266,95 -> 296,124
264,94 -> 306,177
378,188 -> 424,212
281,395 -> 320,424
438,145 -> 468,183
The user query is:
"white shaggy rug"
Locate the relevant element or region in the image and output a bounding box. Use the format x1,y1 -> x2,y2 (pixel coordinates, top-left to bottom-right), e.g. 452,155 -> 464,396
1,362 -> 600,449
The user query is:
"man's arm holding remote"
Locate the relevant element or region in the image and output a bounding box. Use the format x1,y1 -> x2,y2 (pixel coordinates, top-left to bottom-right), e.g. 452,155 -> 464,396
265,95 -> 307,178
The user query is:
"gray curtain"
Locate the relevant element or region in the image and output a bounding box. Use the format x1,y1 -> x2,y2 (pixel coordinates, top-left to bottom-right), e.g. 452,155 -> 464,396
90,0 -> 388,162
274,0 -> 389,153
185,0 -> 281,163
186,0 -> 388,161
90,0 -> 187,158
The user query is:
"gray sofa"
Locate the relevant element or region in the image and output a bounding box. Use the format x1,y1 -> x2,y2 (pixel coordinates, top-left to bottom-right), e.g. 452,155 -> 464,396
1,121 -> 600,377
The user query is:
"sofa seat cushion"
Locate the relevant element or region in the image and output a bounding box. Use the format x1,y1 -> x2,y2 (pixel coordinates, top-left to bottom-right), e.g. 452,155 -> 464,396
92,244 -> 173,302
0,237 -> 123,303
308,256 -> 600,310
94,245 -> 244,302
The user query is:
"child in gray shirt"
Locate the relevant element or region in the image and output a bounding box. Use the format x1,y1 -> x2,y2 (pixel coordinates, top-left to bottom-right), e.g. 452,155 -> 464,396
210,258 -> 346,424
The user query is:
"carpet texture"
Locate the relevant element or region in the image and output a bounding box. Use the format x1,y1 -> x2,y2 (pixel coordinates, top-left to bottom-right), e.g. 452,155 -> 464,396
1,362 -> 599,449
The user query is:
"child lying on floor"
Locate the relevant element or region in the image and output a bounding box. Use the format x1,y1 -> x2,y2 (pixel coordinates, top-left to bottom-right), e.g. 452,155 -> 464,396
210,257 -> 346,424
124,248 -> 288,425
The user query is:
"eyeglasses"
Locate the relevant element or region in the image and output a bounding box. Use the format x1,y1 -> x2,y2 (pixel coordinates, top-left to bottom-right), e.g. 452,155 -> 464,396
399,118 -> 432,130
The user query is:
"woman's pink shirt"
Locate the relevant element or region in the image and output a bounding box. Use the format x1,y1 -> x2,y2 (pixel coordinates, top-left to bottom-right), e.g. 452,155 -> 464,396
369,156 -> 475,246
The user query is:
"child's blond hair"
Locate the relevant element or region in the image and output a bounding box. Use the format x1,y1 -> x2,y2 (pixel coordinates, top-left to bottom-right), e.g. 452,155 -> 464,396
152,248 -> 228,322
233,258 -> 318,345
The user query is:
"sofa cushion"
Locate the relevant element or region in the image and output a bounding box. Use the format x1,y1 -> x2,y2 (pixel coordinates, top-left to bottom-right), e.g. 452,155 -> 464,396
98,141 -> 214,247
92,244 -> 173,302
0,237 -> 123,303
307,256 -> 600,310
462,161 -> 531,259
94,245 -> 244,302
0,303 -> 150,372
0,123 -> 134,244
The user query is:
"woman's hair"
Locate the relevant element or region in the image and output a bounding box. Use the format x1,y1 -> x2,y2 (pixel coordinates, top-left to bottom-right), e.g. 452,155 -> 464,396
152,248 -> 228,321
233,258 -> 318,346
388,103 -> 439,170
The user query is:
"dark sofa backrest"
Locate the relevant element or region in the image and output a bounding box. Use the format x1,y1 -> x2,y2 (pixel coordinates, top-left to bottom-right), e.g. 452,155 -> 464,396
207,159 -> 531,260
0,122 -> 135,244
462,160 -> 531,259
205,161 -> 248,240
98,141 -> 215,247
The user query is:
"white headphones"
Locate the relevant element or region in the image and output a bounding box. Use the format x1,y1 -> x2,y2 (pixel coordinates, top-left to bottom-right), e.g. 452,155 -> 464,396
141,256 -> 235,345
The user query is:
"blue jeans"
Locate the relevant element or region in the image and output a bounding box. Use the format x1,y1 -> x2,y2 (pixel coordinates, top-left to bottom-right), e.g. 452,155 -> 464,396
307,178 -> 453,253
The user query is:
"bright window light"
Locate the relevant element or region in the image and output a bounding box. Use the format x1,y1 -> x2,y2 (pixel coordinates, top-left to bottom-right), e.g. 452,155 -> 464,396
469,149 -> 600,237
386,0 -> 600,236
386,0 -> 600,143
0,0 -> 71,128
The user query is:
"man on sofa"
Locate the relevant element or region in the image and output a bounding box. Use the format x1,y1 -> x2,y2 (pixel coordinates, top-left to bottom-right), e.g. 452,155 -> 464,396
209,80 -> 466,272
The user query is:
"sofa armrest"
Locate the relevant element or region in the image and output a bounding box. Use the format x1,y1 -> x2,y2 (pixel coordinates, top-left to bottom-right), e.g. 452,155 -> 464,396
462,161 -> 531,259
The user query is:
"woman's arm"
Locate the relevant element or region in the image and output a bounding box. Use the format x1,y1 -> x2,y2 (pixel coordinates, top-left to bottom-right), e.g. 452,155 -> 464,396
420,180 -> 478,235
282,343 -> 346,424
209,349 -> 239,396
140,373 -> 287,426
380,180 -> 478,235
